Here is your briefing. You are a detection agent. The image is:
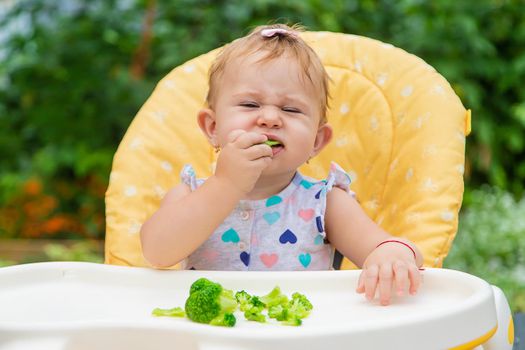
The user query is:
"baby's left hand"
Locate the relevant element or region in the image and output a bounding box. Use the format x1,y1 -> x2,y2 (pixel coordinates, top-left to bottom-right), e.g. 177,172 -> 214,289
356,242 -> 422,306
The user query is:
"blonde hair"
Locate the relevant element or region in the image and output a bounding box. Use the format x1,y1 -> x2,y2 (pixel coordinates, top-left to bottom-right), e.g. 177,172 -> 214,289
206,23 -> 330,124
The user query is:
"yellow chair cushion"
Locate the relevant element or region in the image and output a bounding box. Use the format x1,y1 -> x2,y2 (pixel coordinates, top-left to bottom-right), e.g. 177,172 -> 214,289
105,32 -> 469,269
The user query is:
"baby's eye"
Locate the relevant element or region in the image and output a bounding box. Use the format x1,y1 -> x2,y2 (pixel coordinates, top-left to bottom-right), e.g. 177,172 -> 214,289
240,102 -> 259,108
282,106 -> 302,114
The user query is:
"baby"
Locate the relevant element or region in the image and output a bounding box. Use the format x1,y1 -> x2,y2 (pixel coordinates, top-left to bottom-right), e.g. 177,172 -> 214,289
141,24 -> 423,305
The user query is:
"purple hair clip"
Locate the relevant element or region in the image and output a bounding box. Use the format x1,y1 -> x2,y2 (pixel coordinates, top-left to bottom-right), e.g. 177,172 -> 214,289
260,28 -> 298,39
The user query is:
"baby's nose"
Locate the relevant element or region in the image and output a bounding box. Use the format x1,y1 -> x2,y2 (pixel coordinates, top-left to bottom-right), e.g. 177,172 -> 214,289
257,107 -> 282,128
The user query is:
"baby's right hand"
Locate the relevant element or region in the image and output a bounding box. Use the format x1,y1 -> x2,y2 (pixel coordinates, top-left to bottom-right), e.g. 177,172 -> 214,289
214,130 -> 273,195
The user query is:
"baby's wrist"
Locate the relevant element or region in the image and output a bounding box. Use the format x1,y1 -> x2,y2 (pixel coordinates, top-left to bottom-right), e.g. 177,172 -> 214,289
375,239 -> 423,266
209,174 -> 247,198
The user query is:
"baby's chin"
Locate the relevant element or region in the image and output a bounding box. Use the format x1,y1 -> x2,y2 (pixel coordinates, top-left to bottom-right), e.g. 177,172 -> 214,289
259,162 -> 299,179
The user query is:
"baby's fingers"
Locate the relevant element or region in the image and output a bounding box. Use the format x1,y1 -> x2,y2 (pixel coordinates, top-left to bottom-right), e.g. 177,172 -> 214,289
356,270 -> 365,293
226,129 -> 246,143
245,143 -> 273,160
393,260 -> 409,296
363,264 -> 379,301
408,265 -> 422,295
233,131 -> 267,149
378,264 -> 394,305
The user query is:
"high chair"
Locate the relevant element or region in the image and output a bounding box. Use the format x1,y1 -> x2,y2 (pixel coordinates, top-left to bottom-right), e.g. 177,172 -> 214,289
104,31 -> 514,349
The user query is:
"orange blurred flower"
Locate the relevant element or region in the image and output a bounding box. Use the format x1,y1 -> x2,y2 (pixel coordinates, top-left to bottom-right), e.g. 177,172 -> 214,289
23,178 -> 43,196
42,215 -> 70,234
23,195 -> 57,219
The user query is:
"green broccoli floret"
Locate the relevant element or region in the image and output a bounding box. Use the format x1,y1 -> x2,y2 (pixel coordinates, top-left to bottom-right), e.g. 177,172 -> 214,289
151,307 -> 185,318
209,312 -> 237,327
282,317 -> 302,326
236,291 -> 267,322
268,305 -> 288,321
267,292 -> 313,326
189,277 -> 216,294
235,290 -> 253,311
184,278 -> 238,327
288,292 -> 313,319
259,286 -> 289,308
242,296 -> 267,323
152,279 -> 313,328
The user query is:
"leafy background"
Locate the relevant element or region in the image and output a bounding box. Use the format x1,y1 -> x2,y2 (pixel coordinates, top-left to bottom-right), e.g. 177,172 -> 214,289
0,0 -> 524,312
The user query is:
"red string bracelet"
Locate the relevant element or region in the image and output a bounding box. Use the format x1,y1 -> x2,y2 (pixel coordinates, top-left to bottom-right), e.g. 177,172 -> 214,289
376,239 -> 417,261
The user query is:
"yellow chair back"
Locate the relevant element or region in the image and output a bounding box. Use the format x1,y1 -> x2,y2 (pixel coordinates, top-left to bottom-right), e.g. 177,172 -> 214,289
105,32 -> 470,269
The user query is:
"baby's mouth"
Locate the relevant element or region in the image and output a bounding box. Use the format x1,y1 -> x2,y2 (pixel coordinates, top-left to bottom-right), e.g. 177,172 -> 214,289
264,139 -> 284,156
264,140 -> 282,147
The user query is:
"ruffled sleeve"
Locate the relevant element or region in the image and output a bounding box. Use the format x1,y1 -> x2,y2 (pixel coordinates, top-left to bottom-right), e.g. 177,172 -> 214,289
312,162 -> 355,240
325,162 -> 354,196
180,164 -> 198,191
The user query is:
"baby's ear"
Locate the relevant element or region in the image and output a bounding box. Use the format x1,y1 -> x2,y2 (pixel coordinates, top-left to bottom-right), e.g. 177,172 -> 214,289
197,108 -> 218,146
311,123 -> 333,157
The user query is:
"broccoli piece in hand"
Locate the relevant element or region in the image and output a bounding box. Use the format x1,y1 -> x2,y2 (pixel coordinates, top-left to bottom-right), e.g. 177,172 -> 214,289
264,140 -> 282,147
184,278 -> 238,327
152,307 -> 185,318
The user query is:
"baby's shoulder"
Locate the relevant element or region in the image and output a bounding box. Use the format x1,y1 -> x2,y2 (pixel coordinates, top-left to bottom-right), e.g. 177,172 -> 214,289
296,162 -> 352,197
163,182 -> 191,203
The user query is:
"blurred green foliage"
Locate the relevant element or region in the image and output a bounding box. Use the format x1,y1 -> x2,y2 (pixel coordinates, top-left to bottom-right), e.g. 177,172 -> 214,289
0,240 -> 103,267
0,0 -> 524,301
445,187 -> 525,312
42,241 -> 104,263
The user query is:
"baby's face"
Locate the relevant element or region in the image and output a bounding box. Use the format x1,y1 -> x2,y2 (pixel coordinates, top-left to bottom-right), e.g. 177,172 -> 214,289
211,52 -> 324,176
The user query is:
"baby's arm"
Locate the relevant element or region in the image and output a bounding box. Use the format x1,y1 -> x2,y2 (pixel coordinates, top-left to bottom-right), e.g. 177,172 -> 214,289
140,176 -> 242,267
325,188 -> 423,305
140,130 -> 272,268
